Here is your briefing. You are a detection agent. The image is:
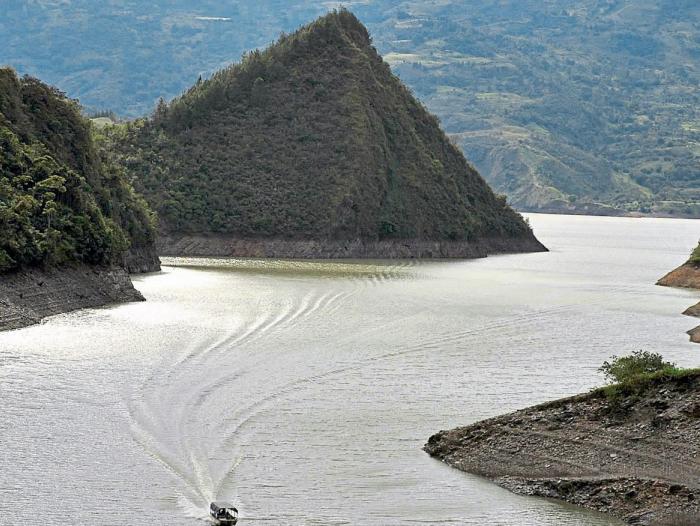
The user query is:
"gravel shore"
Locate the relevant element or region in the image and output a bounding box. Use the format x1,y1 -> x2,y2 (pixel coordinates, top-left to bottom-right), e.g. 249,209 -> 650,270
425,372 -> 700,525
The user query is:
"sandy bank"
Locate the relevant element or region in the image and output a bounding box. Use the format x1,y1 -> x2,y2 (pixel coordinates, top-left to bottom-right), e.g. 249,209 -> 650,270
425,372 -> 700,525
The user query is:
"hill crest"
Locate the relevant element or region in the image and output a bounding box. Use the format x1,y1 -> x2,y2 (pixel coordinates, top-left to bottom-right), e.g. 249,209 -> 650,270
109,10 -> 546,258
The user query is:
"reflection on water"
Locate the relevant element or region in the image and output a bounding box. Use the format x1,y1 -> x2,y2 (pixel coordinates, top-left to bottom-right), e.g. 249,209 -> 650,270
165,256 -> 422,281
2,214 -> 700,525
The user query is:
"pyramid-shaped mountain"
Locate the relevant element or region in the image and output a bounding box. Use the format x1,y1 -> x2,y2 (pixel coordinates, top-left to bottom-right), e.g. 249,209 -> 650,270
113,10 -> 546,258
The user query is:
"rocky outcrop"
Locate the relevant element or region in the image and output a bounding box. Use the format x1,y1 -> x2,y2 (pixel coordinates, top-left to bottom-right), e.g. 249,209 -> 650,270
157,235 -> 546,259
425,372 -> 700,525
657,263 -> 700,289
657,247 -> 700,343
124,245 -> 161,274
687,324 -> 700,343
682,302 -> 700,343
0,265 -> 145,331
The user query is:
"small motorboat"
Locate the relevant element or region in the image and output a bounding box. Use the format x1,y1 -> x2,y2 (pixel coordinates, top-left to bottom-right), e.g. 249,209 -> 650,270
209,501 -> 239,525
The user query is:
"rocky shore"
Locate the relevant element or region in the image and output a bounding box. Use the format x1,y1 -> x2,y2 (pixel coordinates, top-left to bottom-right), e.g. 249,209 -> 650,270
425,372 -> 700,525
657,262 -> 700,290
123,245 -> 162,274
0,265 -> 147,331
657,258 -> 700,343
157,235 -> 547,259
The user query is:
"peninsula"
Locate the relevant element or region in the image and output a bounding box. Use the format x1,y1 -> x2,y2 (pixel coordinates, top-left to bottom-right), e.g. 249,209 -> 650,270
106,10 -> 546,259
425,370 -> 700,525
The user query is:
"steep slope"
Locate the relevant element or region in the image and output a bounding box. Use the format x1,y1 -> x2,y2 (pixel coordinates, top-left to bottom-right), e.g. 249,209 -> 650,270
0,68 -> 159,330
109,10 -> 544,259
3,1 -> 699,217
425,370 -> 700,525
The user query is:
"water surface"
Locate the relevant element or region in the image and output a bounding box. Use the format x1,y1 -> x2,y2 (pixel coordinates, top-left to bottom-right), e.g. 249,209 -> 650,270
2,214 -> 699,525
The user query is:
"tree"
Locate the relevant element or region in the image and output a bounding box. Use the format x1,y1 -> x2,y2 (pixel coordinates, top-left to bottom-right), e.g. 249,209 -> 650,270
599,351 -> 676,384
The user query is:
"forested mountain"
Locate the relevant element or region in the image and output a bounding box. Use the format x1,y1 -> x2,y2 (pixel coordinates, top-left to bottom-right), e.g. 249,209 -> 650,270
0,68 -> 158,273
3,0 -> 698,217
105,11 -> 542,258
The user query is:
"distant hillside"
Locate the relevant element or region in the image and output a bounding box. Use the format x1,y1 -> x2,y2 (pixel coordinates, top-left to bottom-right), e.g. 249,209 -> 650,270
3,0 -> 698,217
0,68 -> 158,273
106,11 -> 544,258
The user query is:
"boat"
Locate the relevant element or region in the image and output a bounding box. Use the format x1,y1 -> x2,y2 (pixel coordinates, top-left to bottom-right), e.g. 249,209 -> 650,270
209,501 -> 239,525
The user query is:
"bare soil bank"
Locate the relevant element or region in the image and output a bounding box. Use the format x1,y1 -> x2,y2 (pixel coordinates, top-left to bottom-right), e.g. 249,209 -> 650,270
123,246 -> 161,274
157,235 -> 547,259
425,372 -> 700,525
0,265 -> 145,331
657,263 -> 700,290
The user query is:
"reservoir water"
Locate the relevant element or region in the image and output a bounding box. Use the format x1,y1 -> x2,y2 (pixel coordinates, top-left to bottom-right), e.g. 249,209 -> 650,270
2,213 -> 699,525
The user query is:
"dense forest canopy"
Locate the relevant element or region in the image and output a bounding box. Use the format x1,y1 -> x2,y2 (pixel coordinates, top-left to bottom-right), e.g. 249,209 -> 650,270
2,0 -> 698,216
105,11 -> 535,244
0,68 -> 156,273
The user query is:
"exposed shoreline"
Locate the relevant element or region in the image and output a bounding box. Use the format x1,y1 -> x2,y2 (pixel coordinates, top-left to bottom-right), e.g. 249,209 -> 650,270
157,234 -> 548,259
425,372 -> 700,525
0,265 -> 148,332
520,207 -> 700,220
657,261 -> 700,342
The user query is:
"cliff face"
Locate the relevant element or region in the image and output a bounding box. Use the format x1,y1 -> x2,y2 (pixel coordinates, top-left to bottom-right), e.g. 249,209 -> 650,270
658,242 -> 700,289
0,265 -> 144,331
0,68 -> 159,331
425,372 -> 700,526
110,10 -> 545,259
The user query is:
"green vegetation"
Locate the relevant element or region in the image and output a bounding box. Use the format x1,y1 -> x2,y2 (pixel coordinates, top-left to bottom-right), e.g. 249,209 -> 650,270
595,351 -> 698,405
3,1 -> 698,216
597,366 -> 698,403
688,242 -> 700,266
105,11 -> 535,244
599,350 -> 677,385
0,68 -> 157,273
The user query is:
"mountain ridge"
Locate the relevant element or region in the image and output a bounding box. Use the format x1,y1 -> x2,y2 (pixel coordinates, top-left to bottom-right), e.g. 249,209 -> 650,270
106,10 -> 545,259
3,1 -> 698,217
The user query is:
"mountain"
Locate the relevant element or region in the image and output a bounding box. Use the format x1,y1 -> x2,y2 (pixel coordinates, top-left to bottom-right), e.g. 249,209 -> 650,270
0,68 -> 159,330
657,242 -> 700,343
2,1 -> 699,217
106,11 -> 544,258
0,67 -> 159,273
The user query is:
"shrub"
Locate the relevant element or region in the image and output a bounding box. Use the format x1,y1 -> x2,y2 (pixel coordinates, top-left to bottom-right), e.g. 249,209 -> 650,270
599,350 -> 676,384
688,242 -> 700,265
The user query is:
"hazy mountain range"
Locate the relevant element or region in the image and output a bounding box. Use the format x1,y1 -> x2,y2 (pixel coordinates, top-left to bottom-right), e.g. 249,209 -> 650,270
3,0 -> 699,216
